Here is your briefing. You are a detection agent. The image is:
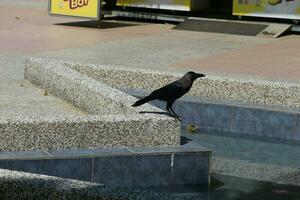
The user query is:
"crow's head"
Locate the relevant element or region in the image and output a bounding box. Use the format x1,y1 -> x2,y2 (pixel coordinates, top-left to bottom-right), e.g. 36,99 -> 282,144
186,71 -> 205,81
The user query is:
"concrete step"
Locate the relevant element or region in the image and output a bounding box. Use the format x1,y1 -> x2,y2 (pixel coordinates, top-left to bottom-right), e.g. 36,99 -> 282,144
0,145 -> 210,187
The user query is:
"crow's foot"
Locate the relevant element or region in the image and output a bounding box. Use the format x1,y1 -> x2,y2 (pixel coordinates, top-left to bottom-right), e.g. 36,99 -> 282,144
176,117 -> 182,121
173,115 -> 182,121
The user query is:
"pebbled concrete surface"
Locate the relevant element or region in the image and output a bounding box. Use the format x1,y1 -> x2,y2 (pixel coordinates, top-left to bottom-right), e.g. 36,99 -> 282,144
0,168 -> 197,200
0,114 -> 180,151
62,59 -> 300,108
0,57 -> 180,152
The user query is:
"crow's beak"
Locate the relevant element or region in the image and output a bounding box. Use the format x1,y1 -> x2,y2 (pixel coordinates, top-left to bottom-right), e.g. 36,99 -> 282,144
196,73 -> 205,78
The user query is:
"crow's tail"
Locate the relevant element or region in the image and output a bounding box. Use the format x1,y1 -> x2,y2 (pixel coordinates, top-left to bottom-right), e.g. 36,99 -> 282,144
132,95 -> 155,107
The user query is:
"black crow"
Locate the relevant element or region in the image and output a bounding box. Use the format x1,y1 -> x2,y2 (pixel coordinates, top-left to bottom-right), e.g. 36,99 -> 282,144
132,71 -> 205,120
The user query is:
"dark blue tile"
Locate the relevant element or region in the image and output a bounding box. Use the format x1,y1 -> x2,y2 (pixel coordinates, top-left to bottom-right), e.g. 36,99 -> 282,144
174,101 -> 197,124
93,155 -> 171,187
142,98 -> 232,132
7,158 -> 92,181
231,107 -> 296,140
172,153 -> 209,185
0,160 -> 7,169
175,101 -> 232,131
294,114 -> 300,142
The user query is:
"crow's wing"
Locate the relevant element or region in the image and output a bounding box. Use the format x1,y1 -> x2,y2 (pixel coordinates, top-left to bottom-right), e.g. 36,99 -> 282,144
150,81 -> 186,101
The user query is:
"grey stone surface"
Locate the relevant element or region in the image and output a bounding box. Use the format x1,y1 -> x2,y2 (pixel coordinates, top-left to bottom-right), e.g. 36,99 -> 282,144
0,114 -> 180,152
57,58 -> 300,109
25,58 -> 137,115
0,57 -> 182,152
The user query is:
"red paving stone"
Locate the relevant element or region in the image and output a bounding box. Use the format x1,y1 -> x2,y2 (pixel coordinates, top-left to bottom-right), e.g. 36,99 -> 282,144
171,35 -> 300,80
0,6 -> 172,53
1,3 -> 300,81
0,24 -> 172,53
0,7 -> 69,30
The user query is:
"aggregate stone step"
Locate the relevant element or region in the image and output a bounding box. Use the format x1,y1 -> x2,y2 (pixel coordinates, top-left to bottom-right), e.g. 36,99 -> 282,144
0,144 -> 211,187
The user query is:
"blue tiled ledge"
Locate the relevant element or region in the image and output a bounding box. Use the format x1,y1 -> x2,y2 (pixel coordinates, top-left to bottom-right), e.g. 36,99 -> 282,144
0,144 -> 211,187
124,88 -> 300,143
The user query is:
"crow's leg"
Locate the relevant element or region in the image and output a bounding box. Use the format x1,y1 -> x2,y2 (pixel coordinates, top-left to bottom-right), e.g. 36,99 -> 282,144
166,101 -> 173,117
166,101 -> 181,121
170,105 -> 182,121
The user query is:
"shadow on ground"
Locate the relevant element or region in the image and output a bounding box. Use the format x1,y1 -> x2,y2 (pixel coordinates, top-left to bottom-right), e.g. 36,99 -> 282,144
54,20 -> 139,29
138,111 -> 171,117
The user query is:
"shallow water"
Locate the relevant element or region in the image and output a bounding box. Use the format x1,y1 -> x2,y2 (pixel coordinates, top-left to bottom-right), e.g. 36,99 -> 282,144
182,130 -> 300,168
137,130 -> 300,199
138,174 -> 300,200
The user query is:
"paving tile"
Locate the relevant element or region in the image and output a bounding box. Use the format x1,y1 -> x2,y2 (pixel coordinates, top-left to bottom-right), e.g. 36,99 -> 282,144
93,155 -> 171,187
175,101 -> 232,132
0,161 -> 7,169
172,153 -> 209,185
7,158 -> 92,181
170,37 -> 300,81
231,107 -> 297,140
293,114 -> 300,142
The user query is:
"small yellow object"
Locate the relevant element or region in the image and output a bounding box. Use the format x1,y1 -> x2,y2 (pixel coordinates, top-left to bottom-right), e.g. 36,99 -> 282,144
268,0 -> 282,6
186,124 -> 198,133
44,90 -> 48,96
15,16 -> 21,20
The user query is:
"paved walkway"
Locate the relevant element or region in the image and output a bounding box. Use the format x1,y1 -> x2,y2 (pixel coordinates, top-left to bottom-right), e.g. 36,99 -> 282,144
0,0 -> 300,117
172,35 -> 300,81
1,0 -> 299,81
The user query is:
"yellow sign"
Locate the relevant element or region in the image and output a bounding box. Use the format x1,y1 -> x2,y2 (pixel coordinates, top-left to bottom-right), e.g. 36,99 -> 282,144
233,0 -> 300,20
116,0 -> 206,11
49,0 -> 100,19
